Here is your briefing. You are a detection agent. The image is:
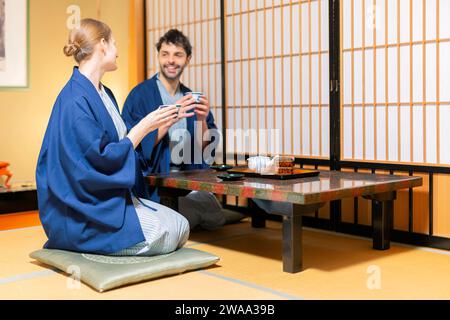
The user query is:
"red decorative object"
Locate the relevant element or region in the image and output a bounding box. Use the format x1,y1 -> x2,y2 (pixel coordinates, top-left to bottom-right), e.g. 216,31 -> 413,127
0,162 -> 12,188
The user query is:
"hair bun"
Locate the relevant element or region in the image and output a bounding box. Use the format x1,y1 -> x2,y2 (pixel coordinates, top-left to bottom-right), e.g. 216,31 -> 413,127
63,42 -> 81,57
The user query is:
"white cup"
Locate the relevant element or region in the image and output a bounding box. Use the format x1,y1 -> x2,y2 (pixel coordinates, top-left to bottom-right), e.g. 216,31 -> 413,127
159,104 -> 181,117
186,92 -> 204,103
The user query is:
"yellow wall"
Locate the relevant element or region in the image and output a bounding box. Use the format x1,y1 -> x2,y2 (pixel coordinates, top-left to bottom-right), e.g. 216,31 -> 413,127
0,0 -> 132,184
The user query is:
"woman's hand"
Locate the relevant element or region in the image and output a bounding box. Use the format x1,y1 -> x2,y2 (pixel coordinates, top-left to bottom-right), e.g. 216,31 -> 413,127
142,105 -> 179,133
158,95 -> 197,130
127,105 -> 179,149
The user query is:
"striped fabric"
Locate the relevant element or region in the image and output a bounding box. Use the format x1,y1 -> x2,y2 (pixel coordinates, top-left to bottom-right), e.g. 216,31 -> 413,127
110,197 -> 190,257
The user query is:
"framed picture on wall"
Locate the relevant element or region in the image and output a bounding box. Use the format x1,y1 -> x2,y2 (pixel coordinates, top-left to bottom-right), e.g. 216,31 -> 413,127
0,0 -> 28,89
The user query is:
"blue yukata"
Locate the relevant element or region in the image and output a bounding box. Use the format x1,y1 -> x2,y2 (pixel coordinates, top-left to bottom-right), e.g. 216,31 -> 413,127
122,73 -> 226,230
36,67 -> 189,256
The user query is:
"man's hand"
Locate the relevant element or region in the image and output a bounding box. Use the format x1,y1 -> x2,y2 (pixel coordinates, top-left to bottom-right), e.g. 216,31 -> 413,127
195,96 -> 211,122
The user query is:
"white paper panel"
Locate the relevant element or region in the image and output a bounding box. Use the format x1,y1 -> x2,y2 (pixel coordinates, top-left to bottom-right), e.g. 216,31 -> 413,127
375,48 -> 385,103
353,0 -> 362,48
241,62 -> 249,106
426,105 -> 437,164
354,107 -> 364,159
399,0 -> 410,43
343,107 -> 352,159
321,107 -> 330,157
440,0 -> 450,39
412,44 -> 423,103
387,106 -> 399,161
301,2 -> 310,52
364,0 -> 374,46
387,0 -> 398,45
399,45 -> 410,103
412,105 -> 424,163
426,43 -> 437,103
283,107 -> 292,155
292,56 -> 300,105
310,107 -> 319,156
376,107 -> 386,161
257,10 -> 266,58
387,47 -> 398,103
266,58 -> 274,105
290,4 -> 300,54
343,0 -> 351,49
293,107 -> 301,155
412,0 -> 423,43
399,106 -> 411,162
301,107 -> 311,155
365,106 -> 375,160
364,49 -> 374,104
273,58 -> 281,106
354,51 -> 363,104
439,106 -> 450,164
282,57 -> 291,105
426,0 -> 437,41
440,42 -> 450,102
320,0 -> 329,50
301,56 -> 310,104
375,0 -> 386,46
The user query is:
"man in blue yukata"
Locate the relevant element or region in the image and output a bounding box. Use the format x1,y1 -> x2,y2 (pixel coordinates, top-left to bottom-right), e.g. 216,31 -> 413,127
122,29 -> 232,230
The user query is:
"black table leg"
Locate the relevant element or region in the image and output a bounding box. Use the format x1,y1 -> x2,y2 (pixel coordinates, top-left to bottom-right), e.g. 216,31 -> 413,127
248,198 -> 266,228
364,191 -> 396,250
157,187 -> 191,212
281,203 -> 325,273
282,213 -> 303,273
160,194 -> 179,211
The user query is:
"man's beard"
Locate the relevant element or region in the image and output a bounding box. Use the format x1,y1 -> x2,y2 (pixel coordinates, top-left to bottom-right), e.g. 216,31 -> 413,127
160,63 -> 185,81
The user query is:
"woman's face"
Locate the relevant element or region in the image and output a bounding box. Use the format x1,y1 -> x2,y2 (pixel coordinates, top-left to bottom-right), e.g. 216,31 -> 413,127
102,35 -> 118,72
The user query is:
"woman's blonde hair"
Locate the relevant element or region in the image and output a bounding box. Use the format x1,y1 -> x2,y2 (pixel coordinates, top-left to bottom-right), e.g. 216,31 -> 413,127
63,18 -> 112,63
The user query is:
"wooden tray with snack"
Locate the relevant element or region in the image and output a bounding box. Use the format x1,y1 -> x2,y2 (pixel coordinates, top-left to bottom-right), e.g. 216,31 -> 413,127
227,166 -> 320,180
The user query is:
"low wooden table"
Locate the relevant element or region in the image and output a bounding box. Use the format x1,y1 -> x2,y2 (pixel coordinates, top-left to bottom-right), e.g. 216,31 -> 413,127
146,170 -> 422,273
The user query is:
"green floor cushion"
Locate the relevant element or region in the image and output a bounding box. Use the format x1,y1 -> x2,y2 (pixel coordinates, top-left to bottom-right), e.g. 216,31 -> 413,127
29,248 -> 220,292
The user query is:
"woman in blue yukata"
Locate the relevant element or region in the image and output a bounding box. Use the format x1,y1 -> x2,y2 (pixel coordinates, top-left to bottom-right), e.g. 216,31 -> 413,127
36,19 -> 193,256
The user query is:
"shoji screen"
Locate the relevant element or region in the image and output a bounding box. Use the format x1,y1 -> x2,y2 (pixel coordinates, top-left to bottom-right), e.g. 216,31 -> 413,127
341,0 -> 450,166
225,0 -> 330,160
146,0 -> 223,161
341,0 -> 450,238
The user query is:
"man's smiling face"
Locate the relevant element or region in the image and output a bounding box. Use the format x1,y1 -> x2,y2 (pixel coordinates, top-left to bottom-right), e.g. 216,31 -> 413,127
158,42 -> 191,81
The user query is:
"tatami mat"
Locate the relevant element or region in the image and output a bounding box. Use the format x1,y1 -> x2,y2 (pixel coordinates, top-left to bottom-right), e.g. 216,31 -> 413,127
1,218 -> 449,299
